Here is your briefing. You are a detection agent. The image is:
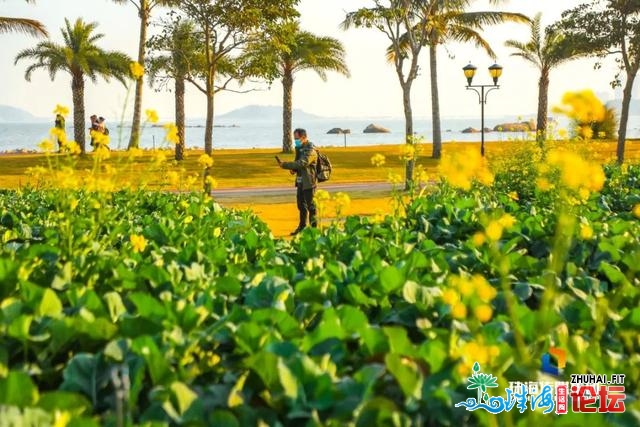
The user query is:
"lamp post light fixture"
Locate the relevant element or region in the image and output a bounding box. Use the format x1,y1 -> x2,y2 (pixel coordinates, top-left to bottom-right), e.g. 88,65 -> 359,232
463,62 -> 503,157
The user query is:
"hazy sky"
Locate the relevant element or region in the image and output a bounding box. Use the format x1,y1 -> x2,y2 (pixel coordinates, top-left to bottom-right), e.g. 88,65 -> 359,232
0,0 -> 634,122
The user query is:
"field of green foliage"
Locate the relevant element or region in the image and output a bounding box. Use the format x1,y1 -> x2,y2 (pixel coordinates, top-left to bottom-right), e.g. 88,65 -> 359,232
1,145 -> 640,426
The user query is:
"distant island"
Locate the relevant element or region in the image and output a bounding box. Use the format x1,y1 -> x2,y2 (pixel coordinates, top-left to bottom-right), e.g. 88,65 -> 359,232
216,105 -> 323,121
0,105 -> 45,123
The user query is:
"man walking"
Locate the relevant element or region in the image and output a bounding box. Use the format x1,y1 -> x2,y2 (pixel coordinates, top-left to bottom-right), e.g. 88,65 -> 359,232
277,128 -> 318,235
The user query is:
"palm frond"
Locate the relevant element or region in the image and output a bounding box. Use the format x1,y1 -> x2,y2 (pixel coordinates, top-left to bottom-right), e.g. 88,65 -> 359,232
453,11 -> 530,28
448,25 -> 496,58
0,17 -> 47,37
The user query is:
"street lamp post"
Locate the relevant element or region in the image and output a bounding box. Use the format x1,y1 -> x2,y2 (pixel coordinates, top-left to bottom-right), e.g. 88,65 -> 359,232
463,63 -> 503,157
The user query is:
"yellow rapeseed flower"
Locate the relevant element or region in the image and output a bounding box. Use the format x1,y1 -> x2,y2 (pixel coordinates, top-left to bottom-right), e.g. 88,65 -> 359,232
476,282 -> 497,303
370,153 -> 386,167
536,178 -> 554,191
38,139 -> 55,153
387,172 -> 403,185
485,221 -> 503,242
579,223 -> 594,240
474,304 -> 493,323
451,302 -> 467,319
50,127 -> 66,143
553,90 -> 606,125
557,128 -> 569,140
498,214 -> 516,229
472,232 -> 486,247
439,149 -> 494,190
164,123 -> 179,145
198,154 -> 214,168
90,130 -> 110,148
334,192 -> 351,216
167,171 -> 180,187
546,149 -> 605,194
442,288 -> 460,305
316,189 -> 331,202
94,145 -> 111,161
53,104 -> 69,117
130,234 -> 147,253
145,109 -> 159,124
128,147 -> 143,159
130,61 -> 144,79
64,140 -> 81,155
508,191 -> 519,201
399,143 -> 416,161
633,204 -> 640,218
205,175 -> 218,188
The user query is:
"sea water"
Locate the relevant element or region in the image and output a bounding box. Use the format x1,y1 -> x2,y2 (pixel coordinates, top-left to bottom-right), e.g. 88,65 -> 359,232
1,116 -> 639,152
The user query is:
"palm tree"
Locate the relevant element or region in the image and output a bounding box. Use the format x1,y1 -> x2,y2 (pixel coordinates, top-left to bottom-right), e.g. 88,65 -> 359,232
15,18 -> 131,153
505,13 -> 583,144
0,0 -> 47,37
147,19 -> 200,160
418,0 -> 529,159
279,28 -> 349,153
111,0 -> 177,150
251,23 -> 349,153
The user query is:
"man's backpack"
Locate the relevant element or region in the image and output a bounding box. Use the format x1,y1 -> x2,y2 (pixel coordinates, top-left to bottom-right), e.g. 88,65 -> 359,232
315,149 -> 332,182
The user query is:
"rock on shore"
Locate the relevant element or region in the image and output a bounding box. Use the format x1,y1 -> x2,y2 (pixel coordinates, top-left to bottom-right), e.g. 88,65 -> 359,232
493,120 -> 536,132
363,124 -> 391,133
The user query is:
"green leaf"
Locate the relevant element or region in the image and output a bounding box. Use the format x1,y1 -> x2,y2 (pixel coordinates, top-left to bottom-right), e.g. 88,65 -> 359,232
0,258 -> 19,300
338,306 -> 368,334
7,314 -> 32,341
623,308 -> 640,327
60,353 -> 110,407
343,284 -> 377,307
216,276 -> 243,296
277,359 -> 299,400
227,372 -> 248,408
132,336 -> 174,386
103,292 -> 126,322
0,371 -> 39,407
37,391 -> 92,416
379,266 -> 404,294
209,410 -> 240,427
384,354 -> 423,400
129,292 -> 166,319
599,262 -> 627,284
169,381 -> 198,415
419,340 -> 447,373
513,282 -> 533,301
383,327 -> 414,356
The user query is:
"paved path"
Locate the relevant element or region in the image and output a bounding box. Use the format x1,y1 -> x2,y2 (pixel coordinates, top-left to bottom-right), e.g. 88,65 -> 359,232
211,181 -> 396,200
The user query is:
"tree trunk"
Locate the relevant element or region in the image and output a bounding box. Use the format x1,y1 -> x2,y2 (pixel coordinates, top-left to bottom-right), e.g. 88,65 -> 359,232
128,1 -> 149,149
616,70 -> 636,164
429,43 -> 442,159
536,68 -> 550,147
282,69 -> 294,153
204,88 -> 214,155
71,72 -> 86,153
175,77 -> 185,161
402,83 -> 414,189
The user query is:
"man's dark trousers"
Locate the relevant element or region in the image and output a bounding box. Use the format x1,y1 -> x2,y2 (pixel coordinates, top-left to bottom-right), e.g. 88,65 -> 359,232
296,186 -> 317,229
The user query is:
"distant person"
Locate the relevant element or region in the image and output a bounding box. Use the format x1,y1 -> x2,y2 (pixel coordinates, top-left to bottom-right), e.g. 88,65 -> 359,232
54,113 -> 65,151
98,116 -> 109,136
276,128 -> 318,235
89,114 -> 99,148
